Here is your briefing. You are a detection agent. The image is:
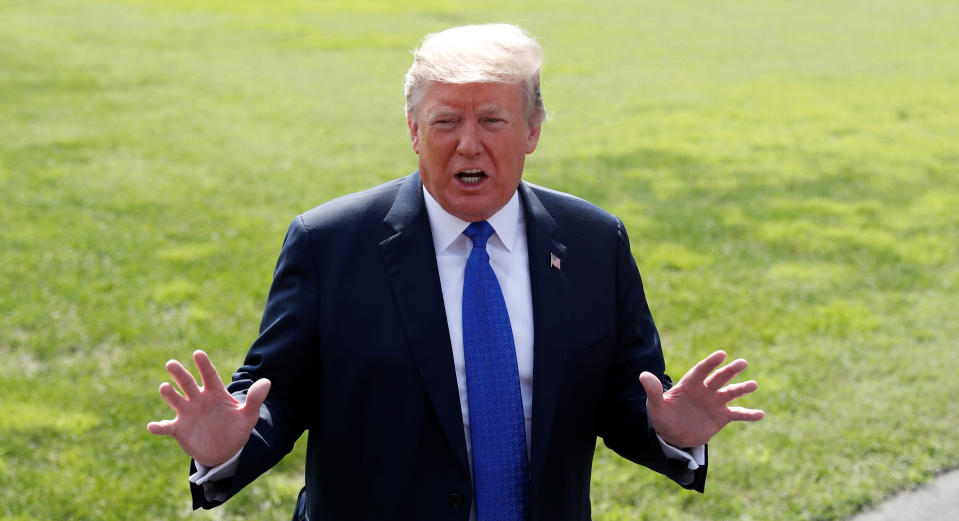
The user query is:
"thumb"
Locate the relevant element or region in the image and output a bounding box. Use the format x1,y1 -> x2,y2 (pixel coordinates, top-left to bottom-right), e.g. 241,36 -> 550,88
242,378 -> 271,418
638,372 -> 665,406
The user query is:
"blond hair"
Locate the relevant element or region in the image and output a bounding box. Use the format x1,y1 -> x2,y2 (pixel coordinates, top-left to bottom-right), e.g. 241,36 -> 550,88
404,24 -> 546,126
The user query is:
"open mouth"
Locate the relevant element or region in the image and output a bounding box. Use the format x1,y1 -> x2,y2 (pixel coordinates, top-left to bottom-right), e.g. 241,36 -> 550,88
456,169 -> 487,184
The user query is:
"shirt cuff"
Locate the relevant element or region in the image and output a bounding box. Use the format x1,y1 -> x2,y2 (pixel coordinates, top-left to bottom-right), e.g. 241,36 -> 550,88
656,434 -> 705,470
189,449 -> 243,486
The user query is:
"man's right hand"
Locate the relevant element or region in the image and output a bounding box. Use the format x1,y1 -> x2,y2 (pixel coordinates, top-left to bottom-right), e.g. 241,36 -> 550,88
147,350 -> 271,468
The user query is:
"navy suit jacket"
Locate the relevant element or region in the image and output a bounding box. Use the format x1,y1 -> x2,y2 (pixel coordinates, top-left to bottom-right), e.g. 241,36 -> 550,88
191,172 -> 707,520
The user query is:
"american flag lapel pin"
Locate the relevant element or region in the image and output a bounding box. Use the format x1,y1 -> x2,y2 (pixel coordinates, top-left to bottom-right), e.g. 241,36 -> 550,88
550,252 -> 561,270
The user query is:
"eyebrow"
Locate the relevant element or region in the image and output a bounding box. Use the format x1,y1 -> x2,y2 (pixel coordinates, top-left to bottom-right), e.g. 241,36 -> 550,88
427,110 -> 460,120
477,104 -> 508,116
426,104 -> 510,120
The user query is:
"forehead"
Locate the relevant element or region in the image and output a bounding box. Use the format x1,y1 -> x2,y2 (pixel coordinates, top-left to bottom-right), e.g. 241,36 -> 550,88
419,81 -> 525,114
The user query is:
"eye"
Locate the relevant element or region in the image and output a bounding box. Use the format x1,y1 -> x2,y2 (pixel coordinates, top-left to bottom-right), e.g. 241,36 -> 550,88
431,118 -> 457,129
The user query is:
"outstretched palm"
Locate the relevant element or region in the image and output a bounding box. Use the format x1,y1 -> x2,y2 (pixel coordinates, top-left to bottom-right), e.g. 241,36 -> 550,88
147,350 -> 271,467
640,350 -> 764,448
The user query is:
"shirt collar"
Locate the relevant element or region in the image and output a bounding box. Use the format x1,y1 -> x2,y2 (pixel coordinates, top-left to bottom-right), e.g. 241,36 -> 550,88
422,187 -> 521,254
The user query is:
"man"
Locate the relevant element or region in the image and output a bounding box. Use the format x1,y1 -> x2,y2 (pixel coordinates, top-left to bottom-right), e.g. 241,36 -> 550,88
147,24 -> 764,521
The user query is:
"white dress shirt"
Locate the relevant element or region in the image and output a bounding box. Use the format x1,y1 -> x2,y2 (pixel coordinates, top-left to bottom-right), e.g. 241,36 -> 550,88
423,188 -> 534,466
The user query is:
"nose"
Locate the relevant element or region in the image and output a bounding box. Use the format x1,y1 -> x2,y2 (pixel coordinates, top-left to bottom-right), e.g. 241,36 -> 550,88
456,121 -> 482,157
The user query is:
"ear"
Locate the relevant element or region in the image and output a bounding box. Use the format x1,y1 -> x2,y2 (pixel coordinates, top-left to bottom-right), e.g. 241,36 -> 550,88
407,113 -> 421,154
525,123 -> 542,155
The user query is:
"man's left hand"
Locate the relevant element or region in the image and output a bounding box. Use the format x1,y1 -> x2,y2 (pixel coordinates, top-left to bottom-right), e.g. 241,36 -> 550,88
639,350 -> 764,448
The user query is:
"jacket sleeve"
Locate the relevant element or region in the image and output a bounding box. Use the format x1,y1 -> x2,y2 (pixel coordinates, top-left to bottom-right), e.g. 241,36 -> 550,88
191,216 -> 320,509
596,219 -> 708,492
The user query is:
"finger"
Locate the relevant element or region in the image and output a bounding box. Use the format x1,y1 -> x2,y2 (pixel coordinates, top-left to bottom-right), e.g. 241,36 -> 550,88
703,358 -> 748,391
193,350 -> 226,393
638,372 -> 664,407
727,406 -> 765,422
166,359 -> 201,397
680,350 -> 727,386
242,379 -> 271,425
147,419 -> 177,436
717,380 -> 759,403
158,382 -> 188,413
243,379 -> 272,416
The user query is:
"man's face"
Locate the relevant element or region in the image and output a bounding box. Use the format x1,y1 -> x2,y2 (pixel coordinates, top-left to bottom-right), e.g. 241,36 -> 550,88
408,81 -> 542,222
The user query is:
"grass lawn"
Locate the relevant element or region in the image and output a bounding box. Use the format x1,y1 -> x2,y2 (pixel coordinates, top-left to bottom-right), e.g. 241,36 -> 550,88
2,1 -> 958,519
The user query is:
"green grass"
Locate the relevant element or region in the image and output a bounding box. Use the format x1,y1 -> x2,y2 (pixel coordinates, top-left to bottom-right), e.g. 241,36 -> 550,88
2,1 -> 958,519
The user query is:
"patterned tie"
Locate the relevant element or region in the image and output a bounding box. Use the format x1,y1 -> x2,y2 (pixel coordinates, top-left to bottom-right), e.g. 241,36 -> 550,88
462,220 -> 529,521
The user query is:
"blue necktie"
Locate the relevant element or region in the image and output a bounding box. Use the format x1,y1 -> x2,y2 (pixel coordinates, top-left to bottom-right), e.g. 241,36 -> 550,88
462,221 -> 529,521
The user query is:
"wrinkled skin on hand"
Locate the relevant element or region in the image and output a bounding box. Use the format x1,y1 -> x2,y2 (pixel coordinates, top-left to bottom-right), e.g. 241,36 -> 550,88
147,350 -> 271,468
640,350 -> 764,448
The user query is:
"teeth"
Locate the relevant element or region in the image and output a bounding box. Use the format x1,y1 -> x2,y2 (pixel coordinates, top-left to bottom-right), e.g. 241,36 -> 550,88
458,169 -> 485,184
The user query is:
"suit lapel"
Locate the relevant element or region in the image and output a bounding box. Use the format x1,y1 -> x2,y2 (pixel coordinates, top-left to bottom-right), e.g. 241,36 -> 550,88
377,177 -> 572,481
520,183 -> 571,484
378,173 -> 471,476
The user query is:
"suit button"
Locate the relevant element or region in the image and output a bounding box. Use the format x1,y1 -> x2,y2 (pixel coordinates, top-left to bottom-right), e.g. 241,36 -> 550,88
448,492 -> 463,506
